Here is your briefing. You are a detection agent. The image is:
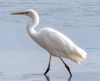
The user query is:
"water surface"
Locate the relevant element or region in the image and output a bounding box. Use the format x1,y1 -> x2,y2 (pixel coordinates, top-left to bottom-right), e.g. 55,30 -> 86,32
0,0 -> 100,81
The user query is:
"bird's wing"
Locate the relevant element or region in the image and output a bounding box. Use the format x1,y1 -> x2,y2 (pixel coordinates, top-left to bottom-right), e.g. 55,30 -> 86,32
39,28 -> 87,63
39,28 -> 76,56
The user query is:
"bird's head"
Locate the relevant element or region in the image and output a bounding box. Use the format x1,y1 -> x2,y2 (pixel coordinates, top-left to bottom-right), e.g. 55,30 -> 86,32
11,9 -> 39,26
11,9 -> 39,27
11,9 -> 38,18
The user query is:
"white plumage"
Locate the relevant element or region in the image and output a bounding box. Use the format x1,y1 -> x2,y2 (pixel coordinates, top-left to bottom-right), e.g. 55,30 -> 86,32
37,27 -> 87,64
11,9 -> 87,76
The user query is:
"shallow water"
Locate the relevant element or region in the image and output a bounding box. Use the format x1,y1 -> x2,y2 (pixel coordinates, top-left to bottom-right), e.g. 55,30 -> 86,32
0,0 -> 100,81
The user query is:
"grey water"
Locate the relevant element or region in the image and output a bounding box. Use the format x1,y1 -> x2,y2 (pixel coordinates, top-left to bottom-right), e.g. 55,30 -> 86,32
0,0 -> 100,81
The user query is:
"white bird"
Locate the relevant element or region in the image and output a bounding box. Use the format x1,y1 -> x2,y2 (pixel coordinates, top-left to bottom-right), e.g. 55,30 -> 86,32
11,9 -> 87,77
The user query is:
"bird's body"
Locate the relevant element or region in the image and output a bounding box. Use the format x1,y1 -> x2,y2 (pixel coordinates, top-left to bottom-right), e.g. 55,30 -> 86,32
29,27 -> 86,63
11,9 -> 87,77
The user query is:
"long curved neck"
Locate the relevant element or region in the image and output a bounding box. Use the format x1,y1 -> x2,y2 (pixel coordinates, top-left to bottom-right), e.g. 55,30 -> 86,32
26,11 -> 39,42
26,19 -> 38,41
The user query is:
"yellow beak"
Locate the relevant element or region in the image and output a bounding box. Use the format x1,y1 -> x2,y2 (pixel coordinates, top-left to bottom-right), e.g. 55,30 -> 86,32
11,11 -> 28,15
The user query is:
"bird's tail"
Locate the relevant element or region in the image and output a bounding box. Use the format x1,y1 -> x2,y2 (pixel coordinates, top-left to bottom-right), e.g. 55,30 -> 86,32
68,47 -> 87,64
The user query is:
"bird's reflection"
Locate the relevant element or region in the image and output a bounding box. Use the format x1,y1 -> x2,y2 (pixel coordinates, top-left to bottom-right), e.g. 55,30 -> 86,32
44,75 -> 72,81
68,76 -> 72,81
45,75 -> 50,81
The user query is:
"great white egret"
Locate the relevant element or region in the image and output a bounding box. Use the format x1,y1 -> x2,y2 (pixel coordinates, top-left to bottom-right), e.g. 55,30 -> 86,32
11,9 -> 87,77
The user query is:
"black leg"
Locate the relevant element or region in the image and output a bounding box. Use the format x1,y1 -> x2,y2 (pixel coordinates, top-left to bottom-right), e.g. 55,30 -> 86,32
59,57 -> 72,77
44,55 -> 52,75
